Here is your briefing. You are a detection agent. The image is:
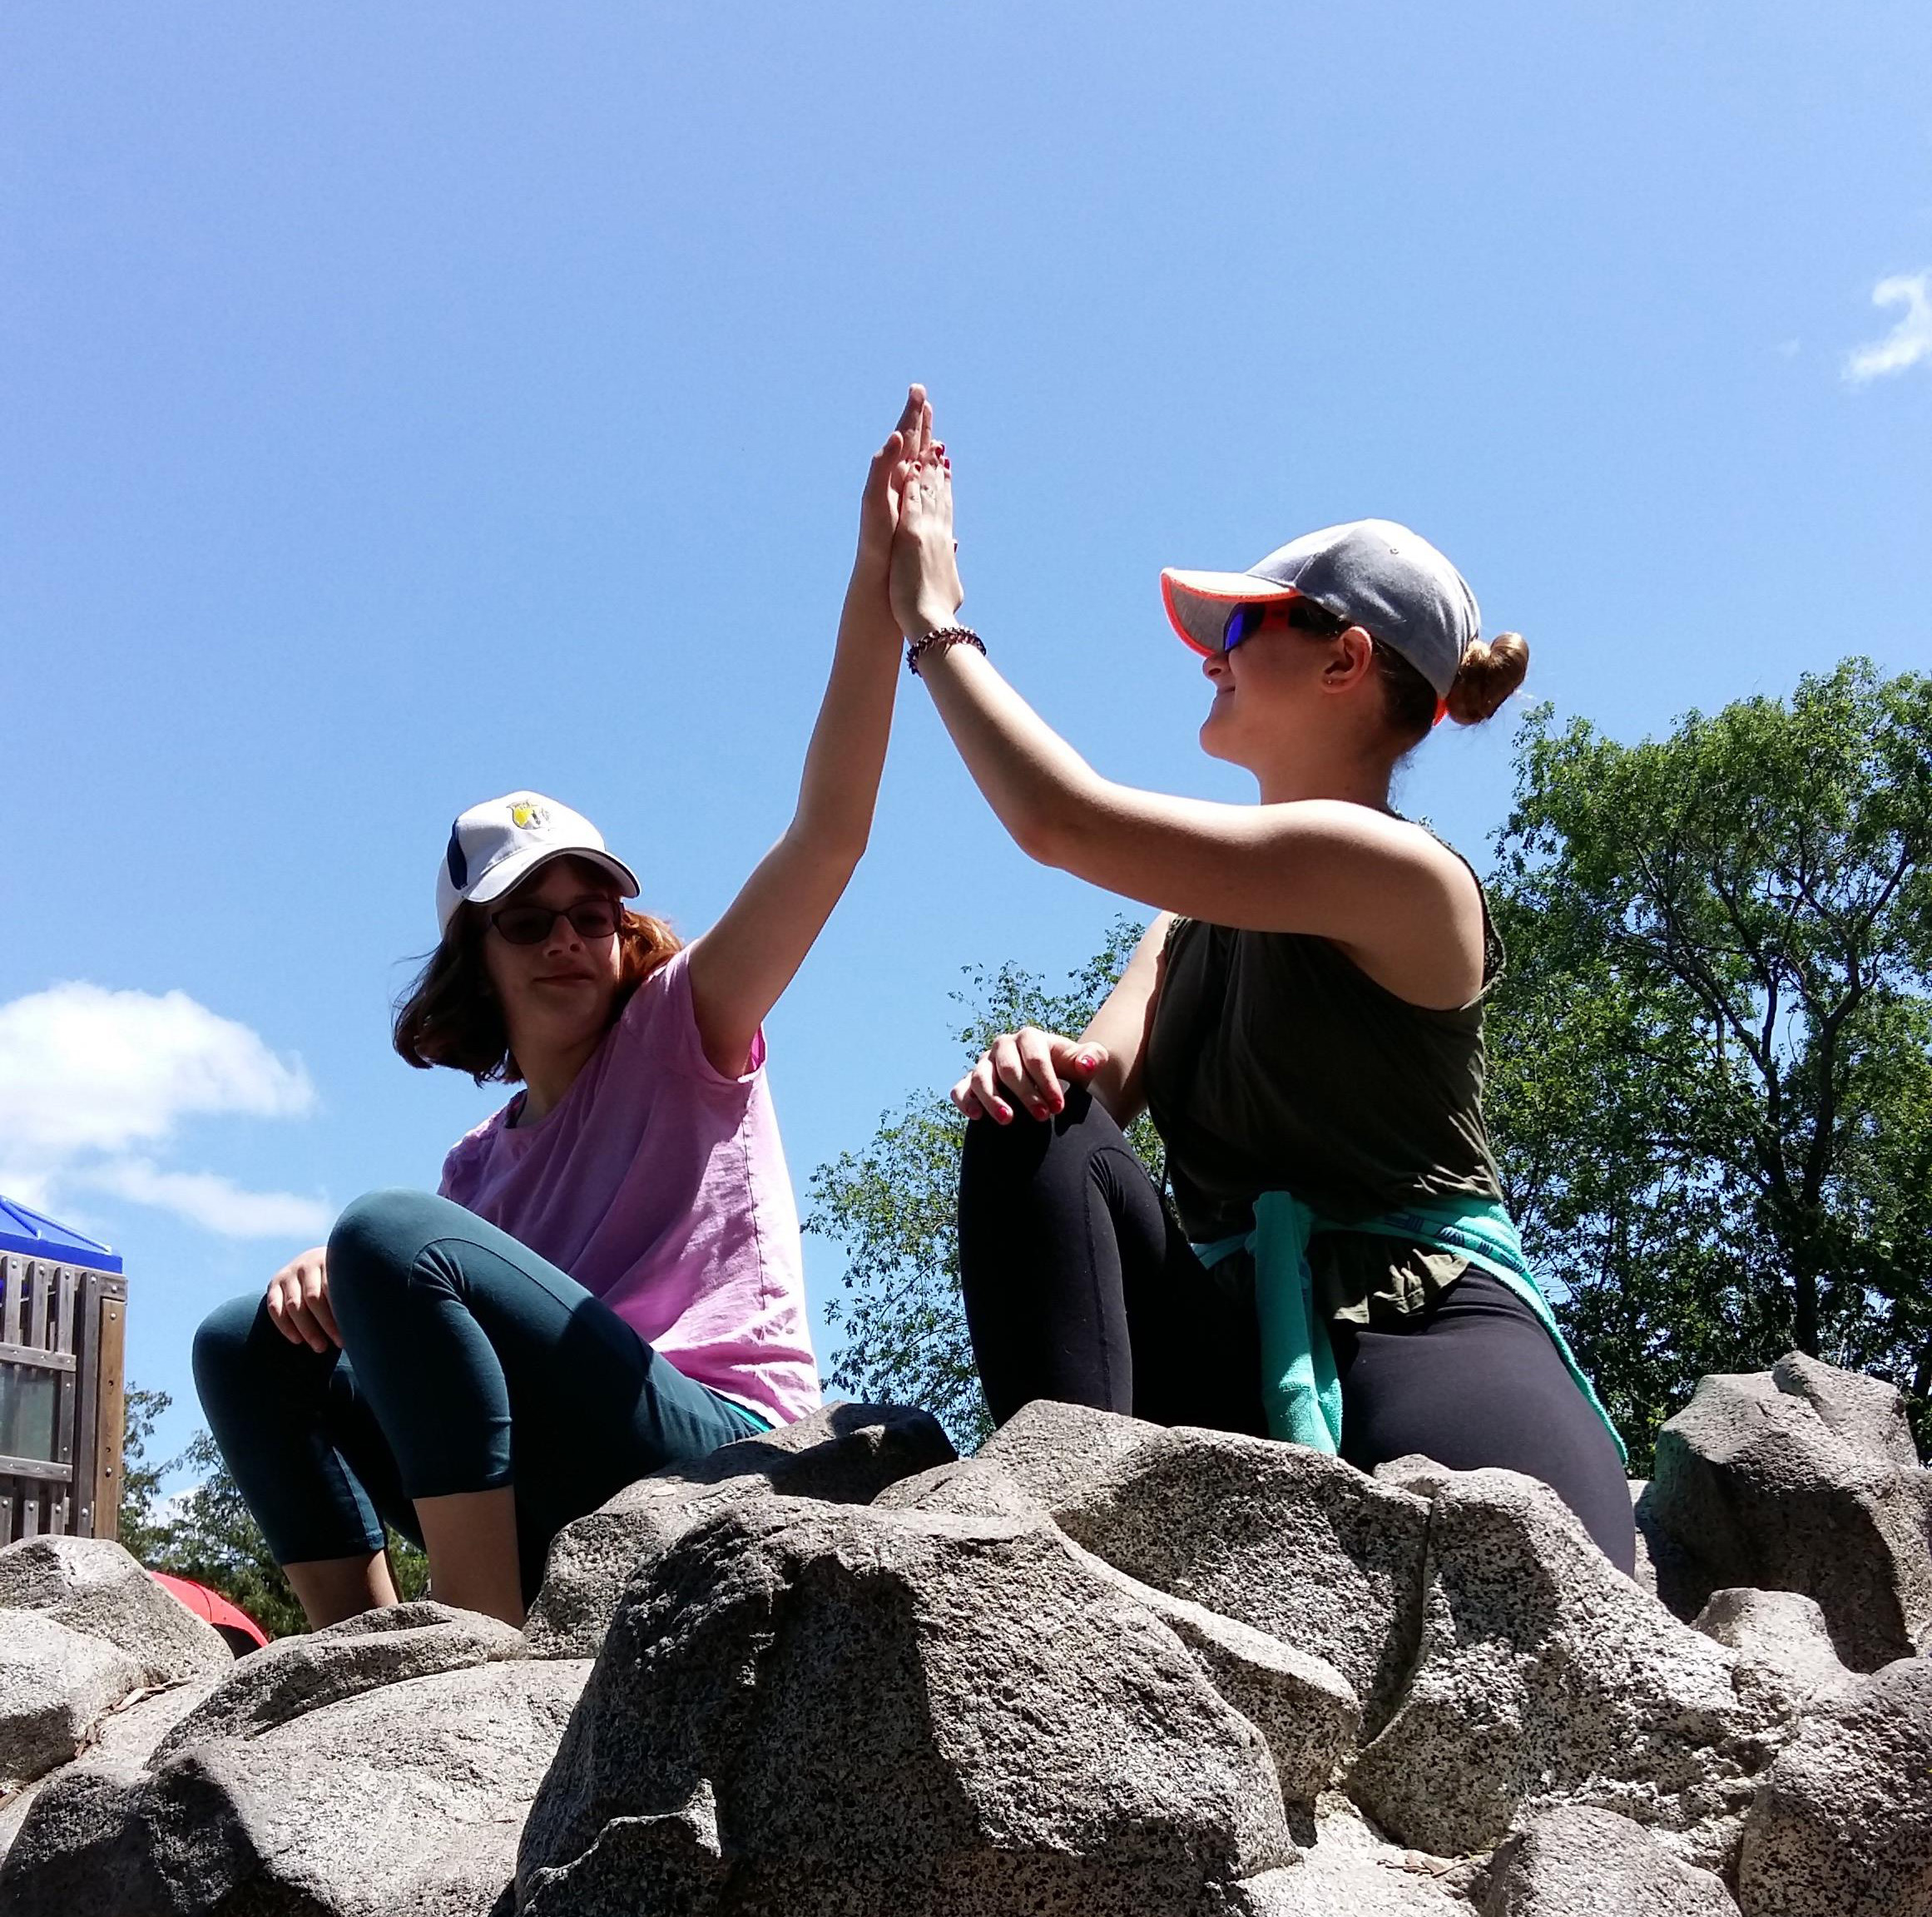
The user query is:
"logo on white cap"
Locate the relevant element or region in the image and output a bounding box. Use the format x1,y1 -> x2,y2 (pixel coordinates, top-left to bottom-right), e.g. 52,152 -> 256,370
433,791 -> 640,934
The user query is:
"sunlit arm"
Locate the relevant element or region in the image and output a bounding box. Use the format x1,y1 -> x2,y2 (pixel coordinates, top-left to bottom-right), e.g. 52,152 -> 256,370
686,569 -> 902,1075
911,641 -> 1464,961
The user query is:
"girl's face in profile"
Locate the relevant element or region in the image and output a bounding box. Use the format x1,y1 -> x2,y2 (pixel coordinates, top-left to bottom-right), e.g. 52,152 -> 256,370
1196,605 -> 1330,770
480,855 -> 625,1060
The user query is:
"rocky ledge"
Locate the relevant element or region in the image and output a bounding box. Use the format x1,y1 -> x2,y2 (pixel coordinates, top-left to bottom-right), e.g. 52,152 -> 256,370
0,1365 -> 1926,1916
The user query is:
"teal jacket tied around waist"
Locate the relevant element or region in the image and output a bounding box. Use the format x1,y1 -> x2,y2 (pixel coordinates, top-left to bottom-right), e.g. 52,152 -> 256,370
1196,1191 -> 1626,1463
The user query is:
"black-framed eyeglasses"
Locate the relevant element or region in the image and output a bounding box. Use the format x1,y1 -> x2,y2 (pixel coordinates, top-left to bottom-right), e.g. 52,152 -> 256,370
489,899 -> 623,946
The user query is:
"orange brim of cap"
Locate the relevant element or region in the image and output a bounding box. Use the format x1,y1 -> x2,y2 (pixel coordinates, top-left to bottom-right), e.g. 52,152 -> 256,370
1160,567 -> 1301,656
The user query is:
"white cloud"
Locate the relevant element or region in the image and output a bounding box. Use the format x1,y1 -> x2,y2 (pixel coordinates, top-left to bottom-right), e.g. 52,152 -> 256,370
1845,271 -> 1932,384
0,983 -> 313,1156
0,982 -> 326,1241
76,1161 -> 333,1241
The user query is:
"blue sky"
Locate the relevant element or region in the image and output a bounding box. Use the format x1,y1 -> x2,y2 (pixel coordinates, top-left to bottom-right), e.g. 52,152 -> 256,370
2,4 -> 1929,1479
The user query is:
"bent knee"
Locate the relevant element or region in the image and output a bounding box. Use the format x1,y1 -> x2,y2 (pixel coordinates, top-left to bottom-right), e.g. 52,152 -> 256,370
960,1082 -> 1102,1170
326,1187 -> 472,1309
329,1186 -> 443,1270
191,1290 -> 274,1394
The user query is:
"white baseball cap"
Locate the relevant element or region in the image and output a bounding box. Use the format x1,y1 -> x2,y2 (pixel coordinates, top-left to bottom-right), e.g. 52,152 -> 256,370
434,792 -> 640,934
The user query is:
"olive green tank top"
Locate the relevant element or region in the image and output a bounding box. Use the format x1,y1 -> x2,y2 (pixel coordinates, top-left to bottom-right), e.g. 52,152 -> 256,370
1143,864 -> 1506,1327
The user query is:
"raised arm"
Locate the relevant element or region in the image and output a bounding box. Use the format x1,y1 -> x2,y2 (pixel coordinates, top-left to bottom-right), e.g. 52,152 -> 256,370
685,389 -> 929,1076
890,450 -> 1484,1009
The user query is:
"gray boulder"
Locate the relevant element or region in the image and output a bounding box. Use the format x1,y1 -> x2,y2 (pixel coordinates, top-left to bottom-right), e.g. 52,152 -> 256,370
1692,1590 -> 1849,1717
875,1454 -> 1045,1519
875,1400 -> 1172,1523
518,1496 -> 1293,1915
1241,1801 -> 1479,1915
971,1396 -> 1167,1500
884,1438 -> 1364,1805
1348,1467 -> 1786,1867
1481,1805 -> 1737,1915
1063,1538 -> 1361,1806
1644,1368 -> 1932,1668
0,1675 -> 216,1869
151,1598 -> 525,1761
1736,1653 -> 1932,1917
1632,1480 -> 1712,1615
0,1537 -> 230,1686
1047,1424 -> 1433,1730
0,1654 -> 591,1916
0,1611 -> 141,1786
523,1399 -> 954,1657
1770,1352 -> 1920,1469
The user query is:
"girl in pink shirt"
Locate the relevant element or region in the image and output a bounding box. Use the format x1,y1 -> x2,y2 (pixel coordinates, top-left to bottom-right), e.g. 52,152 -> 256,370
193,390 -> 938,1630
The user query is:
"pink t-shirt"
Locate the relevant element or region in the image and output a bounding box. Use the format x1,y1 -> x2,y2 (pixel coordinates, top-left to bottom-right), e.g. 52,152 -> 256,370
437,944 -> 821,1427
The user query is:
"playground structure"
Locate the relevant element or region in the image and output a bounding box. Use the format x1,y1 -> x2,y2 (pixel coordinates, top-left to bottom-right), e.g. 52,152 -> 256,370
0,1195 -> 128,1545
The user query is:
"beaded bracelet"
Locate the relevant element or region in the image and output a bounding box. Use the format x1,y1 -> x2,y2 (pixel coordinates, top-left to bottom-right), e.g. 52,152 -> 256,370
905,625 -> 986,676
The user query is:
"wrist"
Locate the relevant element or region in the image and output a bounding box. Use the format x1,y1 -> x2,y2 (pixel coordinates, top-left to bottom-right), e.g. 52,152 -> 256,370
903,602 -> 963,641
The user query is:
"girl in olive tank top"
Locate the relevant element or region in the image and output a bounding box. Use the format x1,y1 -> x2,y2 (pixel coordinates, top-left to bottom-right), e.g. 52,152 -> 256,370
884,432 -> 1633,1571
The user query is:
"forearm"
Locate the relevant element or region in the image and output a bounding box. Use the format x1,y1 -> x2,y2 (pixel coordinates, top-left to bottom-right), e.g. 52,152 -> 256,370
687,566 -> 899,1074
911,636 -> 1109,865
788,565 -> 903,861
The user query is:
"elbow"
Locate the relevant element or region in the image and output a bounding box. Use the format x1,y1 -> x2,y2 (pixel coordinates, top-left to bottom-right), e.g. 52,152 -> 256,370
1008,799 -> 1073,869
785,816 -> 869,877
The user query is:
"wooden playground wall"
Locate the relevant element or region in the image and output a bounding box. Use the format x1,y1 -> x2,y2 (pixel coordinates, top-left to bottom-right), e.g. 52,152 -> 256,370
0,1254 -> 127,1544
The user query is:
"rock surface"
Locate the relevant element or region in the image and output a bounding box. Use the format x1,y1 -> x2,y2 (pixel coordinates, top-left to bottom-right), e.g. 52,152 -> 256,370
1644,1370 -> 1932,1668
0,1535 -> 231,1686
519,1496 -> 1293,1915
1480,1804 -> 1737,1915
1692,1589 -> 1849,1716
1735,1652 -> 1932,1917
0,1656 -> 591,1916
1348,1467 -> 1786,1866
0,1610 -> 142,1786
523,1399 -> 955,1657
1062,1538 -> 1361,1806
0,1677 -> 215,1868
1770,1351 -> 1920,1469
1048,1424 -> 1433,1730
0,1356 -> 1922,1917
1242,1800 -> 1479,1915
151,1598 -> 526,1761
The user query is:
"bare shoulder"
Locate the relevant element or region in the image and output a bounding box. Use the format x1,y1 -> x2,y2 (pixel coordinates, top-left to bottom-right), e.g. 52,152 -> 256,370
1310,807 -> 1488,1008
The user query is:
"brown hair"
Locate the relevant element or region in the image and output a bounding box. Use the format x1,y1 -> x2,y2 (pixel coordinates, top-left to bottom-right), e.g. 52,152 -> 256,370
1284,597 -> 1528,744
392,858 -> 681,1085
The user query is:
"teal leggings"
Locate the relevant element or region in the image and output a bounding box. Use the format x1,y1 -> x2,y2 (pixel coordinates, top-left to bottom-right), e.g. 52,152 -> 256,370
192,1189 -> 765,1603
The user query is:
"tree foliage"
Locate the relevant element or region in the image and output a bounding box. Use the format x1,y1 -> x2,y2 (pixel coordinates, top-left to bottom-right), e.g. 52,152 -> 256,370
1486,658 -> 1932,1465
806,917 -> 1159,1448
117,1385 -> 429,1638
810,658 -> 1932,1474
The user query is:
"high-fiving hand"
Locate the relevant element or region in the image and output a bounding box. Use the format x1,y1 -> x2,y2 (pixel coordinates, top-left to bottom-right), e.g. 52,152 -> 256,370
890,428 -> 966,639
857,384 -> 933,592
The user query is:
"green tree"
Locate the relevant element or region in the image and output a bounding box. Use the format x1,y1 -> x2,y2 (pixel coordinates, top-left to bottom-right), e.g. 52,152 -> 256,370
807,917 -> 1160,1448
116,1384 -> 176,1566
1486,659 -> 1932,1464
116,1383 -> 429,1638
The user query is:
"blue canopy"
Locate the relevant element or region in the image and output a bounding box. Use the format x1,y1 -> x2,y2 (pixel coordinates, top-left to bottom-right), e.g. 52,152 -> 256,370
0,1194 -> 123,1273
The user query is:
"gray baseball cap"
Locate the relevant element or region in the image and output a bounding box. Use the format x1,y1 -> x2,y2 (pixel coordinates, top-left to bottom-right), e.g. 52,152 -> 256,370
1161,518 -> 1481,699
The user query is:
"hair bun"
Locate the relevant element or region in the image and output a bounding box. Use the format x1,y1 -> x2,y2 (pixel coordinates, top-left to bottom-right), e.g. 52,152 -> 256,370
1445,631 -> 1529,726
